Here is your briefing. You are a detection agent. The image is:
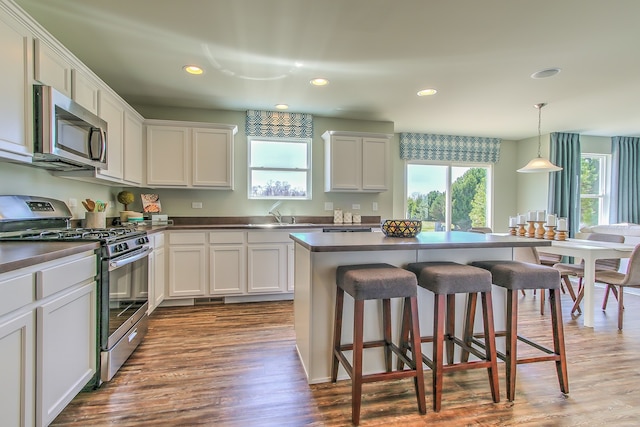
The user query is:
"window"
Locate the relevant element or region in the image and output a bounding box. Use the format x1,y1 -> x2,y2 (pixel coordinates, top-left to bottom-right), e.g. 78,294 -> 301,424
248,137 -> 311,199
580,153 -> 609,227
406,162 -> 491,231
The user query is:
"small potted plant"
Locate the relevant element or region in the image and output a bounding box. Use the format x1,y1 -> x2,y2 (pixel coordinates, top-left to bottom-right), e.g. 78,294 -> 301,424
117,190 -> 135,222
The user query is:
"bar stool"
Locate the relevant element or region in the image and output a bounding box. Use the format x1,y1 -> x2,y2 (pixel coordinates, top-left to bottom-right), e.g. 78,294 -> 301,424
399,261 -> 500,412
332,263 -> 426,425
468,260 -> 569,401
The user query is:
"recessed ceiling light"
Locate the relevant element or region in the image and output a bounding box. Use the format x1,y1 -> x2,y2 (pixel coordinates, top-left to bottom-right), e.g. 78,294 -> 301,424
183,65 -> 204,75
310,78 -> 329,86
417,88 -> 438,96
531,68 -> 561,79
275,104 -> 289,110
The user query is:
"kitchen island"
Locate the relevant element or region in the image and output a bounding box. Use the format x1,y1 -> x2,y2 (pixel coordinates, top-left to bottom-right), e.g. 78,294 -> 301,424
289,231 -> 551,384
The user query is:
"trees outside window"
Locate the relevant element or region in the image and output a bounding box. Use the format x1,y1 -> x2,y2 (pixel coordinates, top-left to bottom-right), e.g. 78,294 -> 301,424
406,163 -> 490,232
580,154 -> 608,227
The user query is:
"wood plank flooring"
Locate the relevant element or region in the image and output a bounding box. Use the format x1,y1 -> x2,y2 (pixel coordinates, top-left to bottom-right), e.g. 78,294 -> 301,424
52,287 -> 640,426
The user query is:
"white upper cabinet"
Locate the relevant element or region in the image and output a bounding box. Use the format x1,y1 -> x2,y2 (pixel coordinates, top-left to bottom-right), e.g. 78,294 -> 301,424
146,120 -> 237,189
97,90 -> 124,181
0,4 -> 33,162
123,110 -> 144,185
33,38 -> 72,97
323,131 -> 391,192
71,68 -> 99,115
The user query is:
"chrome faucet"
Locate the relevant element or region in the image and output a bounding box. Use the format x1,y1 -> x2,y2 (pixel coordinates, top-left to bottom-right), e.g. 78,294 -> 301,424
269,209 -> 283,224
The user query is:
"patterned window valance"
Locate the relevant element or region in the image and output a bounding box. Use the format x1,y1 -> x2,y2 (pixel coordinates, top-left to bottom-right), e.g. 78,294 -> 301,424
246,110 -> 313,138
400,133 -> 501,163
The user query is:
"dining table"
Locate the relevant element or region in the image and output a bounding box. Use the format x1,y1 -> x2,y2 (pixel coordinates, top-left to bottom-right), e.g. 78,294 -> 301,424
540,238 -> 636,327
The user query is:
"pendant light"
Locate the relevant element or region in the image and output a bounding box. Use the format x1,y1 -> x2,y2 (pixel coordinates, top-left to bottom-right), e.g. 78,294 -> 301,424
517,103 -> 562,173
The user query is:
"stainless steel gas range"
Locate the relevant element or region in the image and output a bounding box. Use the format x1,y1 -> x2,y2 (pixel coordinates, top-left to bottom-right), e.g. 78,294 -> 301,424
0,195 -> 152,385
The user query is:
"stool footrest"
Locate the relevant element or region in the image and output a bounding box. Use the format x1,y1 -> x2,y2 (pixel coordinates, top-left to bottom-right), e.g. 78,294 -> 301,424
334,342 -> 418,382
469,333 -> 559,363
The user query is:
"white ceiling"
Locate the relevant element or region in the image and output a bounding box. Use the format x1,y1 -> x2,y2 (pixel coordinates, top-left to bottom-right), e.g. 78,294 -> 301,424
14,0 -> 640,141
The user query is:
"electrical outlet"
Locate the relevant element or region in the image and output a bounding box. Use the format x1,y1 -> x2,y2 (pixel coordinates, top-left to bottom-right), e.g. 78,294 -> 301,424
372,202 -> 378,211
192,201 -> 203,209
352,204 -> 360,210
324,202 -> 334,211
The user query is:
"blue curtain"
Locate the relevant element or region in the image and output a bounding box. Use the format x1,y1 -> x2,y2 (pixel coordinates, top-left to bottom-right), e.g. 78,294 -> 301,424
548,132 -> 581,237
610,136 -> 640,223
246,110 -> 313,138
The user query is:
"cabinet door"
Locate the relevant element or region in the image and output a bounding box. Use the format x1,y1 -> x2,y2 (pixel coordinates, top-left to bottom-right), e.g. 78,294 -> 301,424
154,246 -> 165,307
210,245 -> 245,295
71,69 -> 99,114
123,111 -> 143,185
192,127 -> 233,188
147,249 -> 156,313
0,310 -> 34,427
325,135 -> 361,191
361,137 -> 388,191
97,91 -> 124,180
247,244 -> 287,293
168,246 -> 206,297
37,282 -> 96,427
0,9 -> 32,162
146,126 -> 189,186
34,38 -> 71,97
287,243 -> 295,292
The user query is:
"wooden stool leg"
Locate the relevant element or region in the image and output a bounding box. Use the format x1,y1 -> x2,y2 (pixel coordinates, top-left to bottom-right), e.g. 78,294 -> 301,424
460,292 -> 478,363
549,288 -> 569,393
505,289 -> 518,401
408,296 -> 427,414
446,294 -> 456,365
397,297 -> 412,371
433,294 -> 446,412
540,288 -> 545,315
352,299 -> 365,425
382,298 -> 392,372
331,287 -> 344,382
481,291 -> 500,403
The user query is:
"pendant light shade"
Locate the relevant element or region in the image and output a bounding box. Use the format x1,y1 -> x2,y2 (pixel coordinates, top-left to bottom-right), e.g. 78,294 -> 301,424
517,103 -> 562,173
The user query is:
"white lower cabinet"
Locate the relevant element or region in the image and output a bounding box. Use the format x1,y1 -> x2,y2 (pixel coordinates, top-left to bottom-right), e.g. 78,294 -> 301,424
209,231 -> 245,295
164,229 -> 318,302
37,281 -> 96,427
148,232 -> 165,314
168,232 -> 206,297
0,250 -> 97,427
0,308 -> 34,427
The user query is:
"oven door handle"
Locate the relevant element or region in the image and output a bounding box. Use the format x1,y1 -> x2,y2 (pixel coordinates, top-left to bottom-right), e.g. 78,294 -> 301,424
109,246 -> 153,270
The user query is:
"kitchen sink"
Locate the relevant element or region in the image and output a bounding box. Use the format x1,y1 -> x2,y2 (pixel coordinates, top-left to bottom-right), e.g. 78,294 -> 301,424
247,223 -> 317,228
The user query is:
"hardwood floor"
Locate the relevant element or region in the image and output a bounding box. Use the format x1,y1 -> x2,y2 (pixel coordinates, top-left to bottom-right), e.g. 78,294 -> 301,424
52,287 -> 640,426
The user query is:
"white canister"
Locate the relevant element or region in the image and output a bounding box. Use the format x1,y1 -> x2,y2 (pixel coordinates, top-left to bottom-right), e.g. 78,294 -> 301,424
333,209 -> 343,223
344,211 -> 352,223
85,211 -> 106,228
353,214 -> 361,224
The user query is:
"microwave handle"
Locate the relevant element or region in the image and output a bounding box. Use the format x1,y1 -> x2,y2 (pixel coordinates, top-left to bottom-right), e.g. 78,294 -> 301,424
88,127 -> 107,162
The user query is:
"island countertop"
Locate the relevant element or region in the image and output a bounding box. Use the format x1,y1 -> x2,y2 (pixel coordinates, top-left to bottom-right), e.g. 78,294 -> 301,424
289,231 -> 552,252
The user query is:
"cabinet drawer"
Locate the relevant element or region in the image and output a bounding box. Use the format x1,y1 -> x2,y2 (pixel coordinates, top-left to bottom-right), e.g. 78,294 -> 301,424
247,231 -> 294,244
0,273 -> 34,317
37,255 -> 97,299
169,232 -> 206,245
209,231 -> 245,244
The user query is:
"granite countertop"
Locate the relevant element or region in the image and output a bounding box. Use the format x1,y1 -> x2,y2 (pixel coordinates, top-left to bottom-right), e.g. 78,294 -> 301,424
0,241 -> 101,274
289,231 -> 553,252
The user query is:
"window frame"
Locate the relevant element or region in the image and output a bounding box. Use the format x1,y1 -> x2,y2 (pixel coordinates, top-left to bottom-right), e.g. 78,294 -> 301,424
580,153 -> 610,227
247,136 -> 312,200
404,160 -> 493,231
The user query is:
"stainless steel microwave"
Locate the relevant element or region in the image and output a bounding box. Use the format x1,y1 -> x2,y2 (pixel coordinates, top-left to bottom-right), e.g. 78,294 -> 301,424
32,85 -> 108,171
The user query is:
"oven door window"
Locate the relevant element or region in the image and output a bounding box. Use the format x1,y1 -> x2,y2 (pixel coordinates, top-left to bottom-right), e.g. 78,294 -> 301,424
109,256 -> 148,337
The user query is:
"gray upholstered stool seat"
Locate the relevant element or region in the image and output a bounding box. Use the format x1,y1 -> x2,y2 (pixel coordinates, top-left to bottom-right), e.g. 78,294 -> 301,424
399,261 -> 499,412
332,263 -> 426,425
468,259 -> 568,401
471,260 -> 560,290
